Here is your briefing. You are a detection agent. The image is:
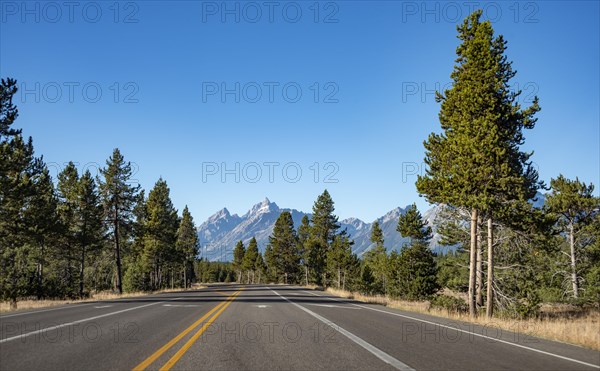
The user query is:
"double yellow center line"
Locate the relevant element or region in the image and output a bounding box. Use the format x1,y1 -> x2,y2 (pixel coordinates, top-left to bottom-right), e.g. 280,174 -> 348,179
133,289 -> 243,371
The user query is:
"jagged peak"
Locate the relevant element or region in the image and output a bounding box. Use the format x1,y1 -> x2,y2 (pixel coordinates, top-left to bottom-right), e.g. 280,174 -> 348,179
244,198 -> 279,218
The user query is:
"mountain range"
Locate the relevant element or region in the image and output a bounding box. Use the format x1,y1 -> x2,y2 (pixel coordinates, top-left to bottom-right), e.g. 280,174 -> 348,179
196,197 -> 458,261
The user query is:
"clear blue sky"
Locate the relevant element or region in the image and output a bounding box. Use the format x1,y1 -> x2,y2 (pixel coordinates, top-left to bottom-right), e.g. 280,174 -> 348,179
1,1 -> 598,223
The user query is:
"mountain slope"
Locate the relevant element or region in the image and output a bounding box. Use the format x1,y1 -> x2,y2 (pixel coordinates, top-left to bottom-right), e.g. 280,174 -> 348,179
198,194 -> 547,261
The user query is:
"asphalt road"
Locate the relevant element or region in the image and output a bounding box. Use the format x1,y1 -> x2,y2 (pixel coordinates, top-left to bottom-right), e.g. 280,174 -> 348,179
1,284 -> 599,370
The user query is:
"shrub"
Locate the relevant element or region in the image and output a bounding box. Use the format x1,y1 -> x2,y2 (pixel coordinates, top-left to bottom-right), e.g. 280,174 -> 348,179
431,294 -> 468,313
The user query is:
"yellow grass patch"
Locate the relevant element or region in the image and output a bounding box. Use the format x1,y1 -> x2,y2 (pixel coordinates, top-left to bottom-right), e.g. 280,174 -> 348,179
0,286 -> 207,313
324,287 -> 600,350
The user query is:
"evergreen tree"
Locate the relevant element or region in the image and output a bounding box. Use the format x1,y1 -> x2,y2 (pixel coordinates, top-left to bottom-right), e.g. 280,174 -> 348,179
25,165 -> 60,298
397,204 -> 432,243
0,78 -> 46,307
297,215 -> 311,285
98,148 -> 140,293
124,190 -> 148,292
242,237 -> 259,284
263,244 -> 277,283
142,178 -> 179,290
233,240 -> 246,282
307,190 -> 341,285
176,206 -> 199,288
359,264 -> 376,295
74,170 -> 105,297
269,211 -> 301,284
254,252 -> 266,284
326,235 -> 355,289
364,221 -> 388,294
545,175 -> 599,299
416,11 -> 541,317
391,242 -> 440,300
56,162 -> 81,297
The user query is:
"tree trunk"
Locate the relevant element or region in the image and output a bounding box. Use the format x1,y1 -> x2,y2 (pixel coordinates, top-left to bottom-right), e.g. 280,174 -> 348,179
183,266 -> 187,289
37,243 -> 45,299
338,268 -> 341,288
476,215 -> 483,307
305,266 -> 309,286
570,222 -> 579,299
468,208 -> 478,318
486,217 -> 494,318
114,209 -> 123,294
79,246 -> 85,298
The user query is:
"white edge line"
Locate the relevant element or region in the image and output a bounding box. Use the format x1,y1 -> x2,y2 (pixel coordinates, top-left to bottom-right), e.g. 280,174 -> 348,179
303,290 -> 600,370
0,297 -> 183,344
273,289 -> 414,371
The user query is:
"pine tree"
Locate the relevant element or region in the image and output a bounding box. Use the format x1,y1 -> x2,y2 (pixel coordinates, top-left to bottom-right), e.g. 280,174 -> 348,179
0,78 -> 46,307
25,165 -> 60,298
176,206 -> 199,288
233,240 -> 246,282
57,162 -> 81,297
397,204 -> 432,243
297,215 -> 311,285
326,235 -> 355,289
142,178 -> 179,290
75,170 -> 104,297
416,11 -> 541,317
254,253 -> 266,284
242,237 -> 259,284
307,190 -> 341,285
545,175 -> 599,299
392,242 -> 440,300
364,221 -> 388,293
123,190 -> 148,292
269,211 -> 301,284
98,148 -> 140,293
391,203 -> 440,299
359,264 -> 376,295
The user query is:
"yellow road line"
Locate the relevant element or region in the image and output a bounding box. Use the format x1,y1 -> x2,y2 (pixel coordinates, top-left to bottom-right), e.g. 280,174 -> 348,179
132,290 -> 240,371
159,289 -> 244,371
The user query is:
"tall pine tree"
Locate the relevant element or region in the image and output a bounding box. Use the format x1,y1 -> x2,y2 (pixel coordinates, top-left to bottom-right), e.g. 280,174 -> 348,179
74,170 -> 105,297
416,11 -> 541,317
268,211 -> 301,284
233,240 -> 246,282
364,221 -> 388,293
98,149 -> 140,293
142,178 -> 179,290
176,206 -> 200,288
242,237 -> 259,284
545,175 -> 599,299
0,78 -> 46,307
307,190 -> 341,285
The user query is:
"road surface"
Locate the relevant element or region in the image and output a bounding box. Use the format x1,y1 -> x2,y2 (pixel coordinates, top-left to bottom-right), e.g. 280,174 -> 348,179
1,284 -> 598,370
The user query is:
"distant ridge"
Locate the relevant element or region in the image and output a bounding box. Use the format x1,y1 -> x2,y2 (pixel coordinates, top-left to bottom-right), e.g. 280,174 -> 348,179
197,193 -> 546,261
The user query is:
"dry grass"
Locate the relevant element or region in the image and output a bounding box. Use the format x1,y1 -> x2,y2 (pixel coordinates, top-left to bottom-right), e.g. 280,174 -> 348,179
0,286 -> 207,314
324,288 -> 600,350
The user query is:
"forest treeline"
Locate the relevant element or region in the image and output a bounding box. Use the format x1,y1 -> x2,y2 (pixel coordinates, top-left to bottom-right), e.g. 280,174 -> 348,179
1,11 -> 598,318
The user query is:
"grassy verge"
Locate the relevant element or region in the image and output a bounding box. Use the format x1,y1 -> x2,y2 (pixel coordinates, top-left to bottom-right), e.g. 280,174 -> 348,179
323,287 -> 600,351
0,285 -> 207,313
